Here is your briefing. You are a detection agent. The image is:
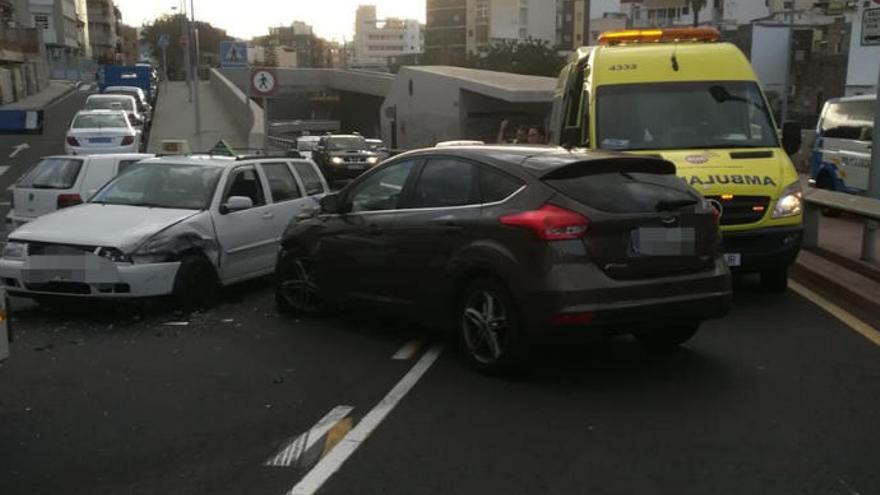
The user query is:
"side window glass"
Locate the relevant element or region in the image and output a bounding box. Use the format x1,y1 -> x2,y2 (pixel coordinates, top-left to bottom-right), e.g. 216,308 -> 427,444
292,162 -> 325,196
262,162 -> 302,202
479,166 -> 524,203
224,168 -> 266,207
349,161 -> 416,213
411,159 -> 478,208
117,159 -> 141,176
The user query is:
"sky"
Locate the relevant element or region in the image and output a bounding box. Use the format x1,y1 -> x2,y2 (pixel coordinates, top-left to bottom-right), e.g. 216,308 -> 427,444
115,0 -> 427,41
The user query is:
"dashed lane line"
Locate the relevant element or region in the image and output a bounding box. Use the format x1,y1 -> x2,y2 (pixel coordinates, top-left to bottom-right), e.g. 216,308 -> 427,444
287,344 -> 444,495
790,280 -> 880,347
265,405 -> 354,468
391,340 -> 422,360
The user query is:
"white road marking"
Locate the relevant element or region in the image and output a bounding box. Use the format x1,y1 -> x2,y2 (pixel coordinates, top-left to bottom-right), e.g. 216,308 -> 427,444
0,202 -> 11,207
790,280 -> 880,347
266,405 -> 354,468
287,344 -> 444,495
391,340 -> 422,360
0,166 -> 9,176
8,143 -> 29,158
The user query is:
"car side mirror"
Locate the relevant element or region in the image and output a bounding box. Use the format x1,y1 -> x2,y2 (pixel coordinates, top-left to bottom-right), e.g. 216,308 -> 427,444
220,195 -> 253,214
319,193 -> 346,214
782,121 -> 802,155
561,126 -> 583,148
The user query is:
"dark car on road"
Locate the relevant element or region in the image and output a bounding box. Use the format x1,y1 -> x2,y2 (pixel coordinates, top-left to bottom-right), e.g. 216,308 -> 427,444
312,134 -> 380,182
275,146 -> 732,373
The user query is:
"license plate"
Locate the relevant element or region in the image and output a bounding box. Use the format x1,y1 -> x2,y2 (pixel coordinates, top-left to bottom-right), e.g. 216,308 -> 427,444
632,227 -> 696,256
89,137 -> 113,144
347,164 -> 366,170
724,253 -> 742,267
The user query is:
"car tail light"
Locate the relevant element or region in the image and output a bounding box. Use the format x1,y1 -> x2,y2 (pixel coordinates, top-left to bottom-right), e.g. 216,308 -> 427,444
551,312 -> 595,326
66,136 -> 79,146
57,193 -> 82,209
500,204 -> 589,241
120,136 -> 135,146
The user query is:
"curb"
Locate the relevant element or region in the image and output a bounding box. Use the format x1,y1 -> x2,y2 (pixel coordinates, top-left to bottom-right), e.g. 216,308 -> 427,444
39,81 -> 83,110
790,249 -> 880,329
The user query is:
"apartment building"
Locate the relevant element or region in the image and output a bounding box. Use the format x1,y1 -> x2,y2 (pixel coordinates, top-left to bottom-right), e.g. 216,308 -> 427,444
466,0 -> 557,53
86,0 -> 118,63
425,0 -> 467,65
353,5 -> 422,69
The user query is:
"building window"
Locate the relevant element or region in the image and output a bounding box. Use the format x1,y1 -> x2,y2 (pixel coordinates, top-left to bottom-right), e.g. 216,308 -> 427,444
476,0 -> 489,20
34,15 -> 50,30
682,5 -> 689,15
519,27 -> 528,39
519,7 -> 528,25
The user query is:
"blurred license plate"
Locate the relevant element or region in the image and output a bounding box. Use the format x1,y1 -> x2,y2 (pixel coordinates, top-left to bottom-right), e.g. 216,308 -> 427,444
632,227 -> 695,256
347,164 -> 366,170
724,253 -> 741,267
89,137 -> 112,143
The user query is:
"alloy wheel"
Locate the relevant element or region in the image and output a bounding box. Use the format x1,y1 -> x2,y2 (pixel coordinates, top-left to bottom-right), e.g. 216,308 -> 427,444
279,257 -> 323,313
462,290 -> 509,364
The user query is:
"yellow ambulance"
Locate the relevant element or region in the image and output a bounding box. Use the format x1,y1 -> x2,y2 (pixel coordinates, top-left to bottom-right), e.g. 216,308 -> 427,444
550,28 -> 804,292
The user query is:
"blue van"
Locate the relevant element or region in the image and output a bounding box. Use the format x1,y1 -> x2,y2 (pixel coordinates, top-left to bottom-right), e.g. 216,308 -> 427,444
810,94 -> 875,194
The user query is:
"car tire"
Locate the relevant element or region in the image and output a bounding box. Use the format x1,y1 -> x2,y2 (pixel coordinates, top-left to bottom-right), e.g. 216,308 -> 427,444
634,323 -> 700,349
458,278 -> 526,375
816,174 -> 841,217
172,254 -> 220,311
275,250 -> 326,315
760,267 -> 789,293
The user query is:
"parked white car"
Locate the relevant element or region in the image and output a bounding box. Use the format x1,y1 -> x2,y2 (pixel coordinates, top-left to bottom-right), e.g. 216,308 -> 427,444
0,156 -> 329,307
65,110 -> 141,155
5,153 -> 154,230
103,86 -> 152,120
296,136 -> 321,157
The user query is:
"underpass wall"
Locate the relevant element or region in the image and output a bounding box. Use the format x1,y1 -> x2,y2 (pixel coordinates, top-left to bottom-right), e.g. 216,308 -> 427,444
209,69 -> 264,151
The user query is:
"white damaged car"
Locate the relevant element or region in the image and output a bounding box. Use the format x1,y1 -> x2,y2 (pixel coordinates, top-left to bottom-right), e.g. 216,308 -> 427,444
0,156 -> 328,308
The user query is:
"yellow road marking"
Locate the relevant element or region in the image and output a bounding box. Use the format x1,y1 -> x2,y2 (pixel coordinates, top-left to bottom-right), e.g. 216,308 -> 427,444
790,280 -> 880,347
322,417 -> 353,458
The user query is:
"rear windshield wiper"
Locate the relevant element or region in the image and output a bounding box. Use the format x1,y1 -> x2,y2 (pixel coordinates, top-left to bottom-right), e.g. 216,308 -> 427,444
656,199 -> 698,211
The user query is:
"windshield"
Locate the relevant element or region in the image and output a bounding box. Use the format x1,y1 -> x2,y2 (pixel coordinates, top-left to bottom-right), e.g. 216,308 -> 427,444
326,136 -> 366,151
85,97 -> 134,112
73,113 -> 129,129
91,163 -> 222,210
17,158 -> 83,189
821,100 -> 874,141
596,81 -> 779,151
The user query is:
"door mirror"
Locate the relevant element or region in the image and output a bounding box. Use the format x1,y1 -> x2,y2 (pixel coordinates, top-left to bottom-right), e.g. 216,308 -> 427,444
319,193 -> 345,214
220,195 -> 253,214
561,126 -> 583,148
782,121 -> 802,155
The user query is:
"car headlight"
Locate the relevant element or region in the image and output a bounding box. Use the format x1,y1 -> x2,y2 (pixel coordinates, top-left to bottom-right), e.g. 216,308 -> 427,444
96,247 -> 131,263
367,156 -> 379,165
772,181 -> 803,219
3,241 -> 26,260
331,157 -> 344,165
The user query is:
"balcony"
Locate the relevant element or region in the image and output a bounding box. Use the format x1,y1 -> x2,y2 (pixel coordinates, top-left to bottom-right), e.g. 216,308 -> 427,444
0,28 -> 42,61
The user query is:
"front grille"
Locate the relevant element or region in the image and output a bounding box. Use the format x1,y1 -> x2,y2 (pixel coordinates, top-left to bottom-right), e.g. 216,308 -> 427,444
27,242 -> 96,256
706,195 -> 771,226
26,281 -> 91,294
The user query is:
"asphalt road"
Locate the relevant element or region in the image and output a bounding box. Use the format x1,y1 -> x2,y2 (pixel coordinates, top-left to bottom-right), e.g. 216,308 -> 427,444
1,92 -> 880,494
1,274 -> 879,495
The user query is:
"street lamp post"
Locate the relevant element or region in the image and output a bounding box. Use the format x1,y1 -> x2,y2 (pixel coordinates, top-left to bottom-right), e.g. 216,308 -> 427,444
191,0 -> 202,148
781,3 -> 795,123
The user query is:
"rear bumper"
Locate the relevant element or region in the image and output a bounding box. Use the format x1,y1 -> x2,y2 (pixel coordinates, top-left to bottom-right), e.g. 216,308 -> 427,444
519,258 -> 732,334
720,226 -> 803,273
0,258 -> 181,298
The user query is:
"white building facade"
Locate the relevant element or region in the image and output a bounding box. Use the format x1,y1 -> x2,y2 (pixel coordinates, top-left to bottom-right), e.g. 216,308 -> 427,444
354,4 -> 423,68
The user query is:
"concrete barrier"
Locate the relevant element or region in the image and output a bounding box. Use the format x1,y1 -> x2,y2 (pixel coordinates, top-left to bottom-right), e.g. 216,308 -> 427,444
209,68 -> 264,151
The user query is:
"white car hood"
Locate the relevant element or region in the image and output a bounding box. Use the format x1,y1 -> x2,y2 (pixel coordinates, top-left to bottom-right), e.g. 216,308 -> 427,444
9,204 -> 201,252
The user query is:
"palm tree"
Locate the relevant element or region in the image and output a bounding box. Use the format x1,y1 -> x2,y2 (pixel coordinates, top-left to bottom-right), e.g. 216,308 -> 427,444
690,0 -> 708,27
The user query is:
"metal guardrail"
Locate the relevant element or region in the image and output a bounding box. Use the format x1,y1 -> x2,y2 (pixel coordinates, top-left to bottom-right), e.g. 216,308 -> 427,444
803,187 -> 880,262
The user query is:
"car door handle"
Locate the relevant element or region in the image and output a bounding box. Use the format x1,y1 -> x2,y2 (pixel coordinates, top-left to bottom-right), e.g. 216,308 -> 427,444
432,220 -> 464,233
261,212 -> 274,220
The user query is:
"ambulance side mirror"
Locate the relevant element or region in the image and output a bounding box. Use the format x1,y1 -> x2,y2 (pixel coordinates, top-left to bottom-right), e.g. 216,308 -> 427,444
782,121 -> 802,156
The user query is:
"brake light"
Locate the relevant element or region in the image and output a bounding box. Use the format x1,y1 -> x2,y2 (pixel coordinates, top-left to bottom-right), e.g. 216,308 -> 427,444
66,136 -> 79,146
120,136 -> 135,146
598,27 -> 720,45
57,193 -> 82,209
500,204 -> 589,241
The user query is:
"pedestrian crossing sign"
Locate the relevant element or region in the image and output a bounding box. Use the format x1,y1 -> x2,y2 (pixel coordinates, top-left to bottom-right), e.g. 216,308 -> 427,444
220,41 -> 248,68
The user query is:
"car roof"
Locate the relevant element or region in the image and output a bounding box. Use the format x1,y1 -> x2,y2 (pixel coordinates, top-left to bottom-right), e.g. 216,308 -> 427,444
105,85 -> 143,92
325,134 -> 362,139
142,156 -> 242,168
393,145 -> 673,177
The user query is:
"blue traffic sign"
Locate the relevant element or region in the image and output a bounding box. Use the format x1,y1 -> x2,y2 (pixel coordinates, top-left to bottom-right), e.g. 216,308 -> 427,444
220,41 -> 248,68
157,33 -> 170,48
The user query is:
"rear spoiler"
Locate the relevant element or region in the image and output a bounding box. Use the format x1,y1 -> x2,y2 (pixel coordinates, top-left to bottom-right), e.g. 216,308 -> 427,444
539,156 -> 676,180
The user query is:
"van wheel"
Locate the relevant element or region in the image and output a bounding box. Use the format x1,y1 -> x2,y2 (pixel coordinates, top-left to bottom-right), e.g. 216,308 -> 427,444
816,174 -> 840,217
760,267 -> 789,293
459,278 -> 526,375
172,254 -> 219,311
634,323 -> 700,349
